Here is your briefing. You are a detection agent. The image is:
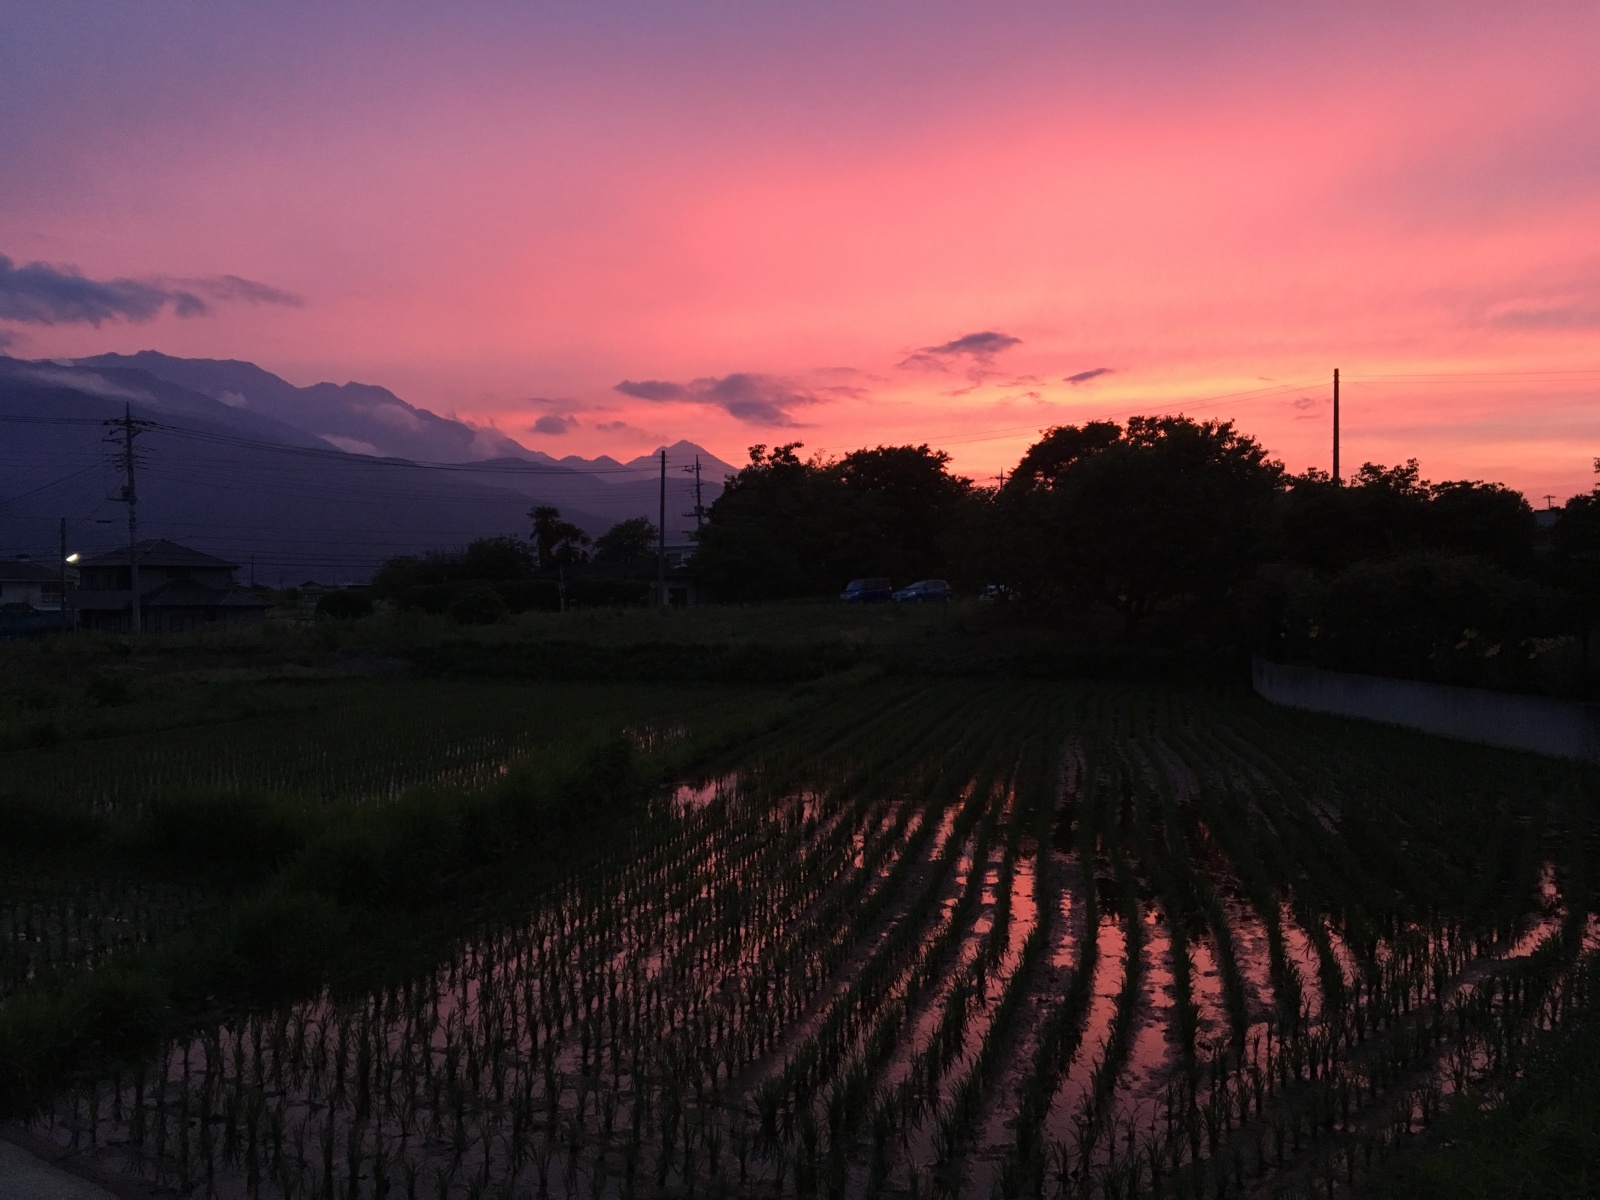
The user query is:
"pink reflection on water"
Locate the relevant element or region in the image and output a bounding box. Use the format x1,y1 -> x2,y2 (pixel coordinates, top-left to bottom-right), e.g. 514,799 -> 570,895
1188,935 -> 1229,1049
1042,911 -> 1125,1145
1218,891 -> 1275,1024
1115,903 -> 1179,1124
1279,902 -> 1324,1021
670,770 -> 739,811
1503,862 -> 1564,960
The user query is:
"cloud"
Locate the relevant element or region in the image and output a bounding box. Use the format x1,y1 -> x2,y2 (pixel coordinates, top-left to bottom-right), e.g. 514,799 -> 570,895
1064,367 -> 1113,385
368,403 -> 424,432
898,329 -> 1022,378
596,420 -> 638,434
0,253 -> 301,327
532,413 -> 577,435
320,435 -> 383,456
0,328 -> 16,351
615,372 -> 818,426
23,366 -> 151,401
1292,395 -> 1325,420
1490,303 -> 1600,330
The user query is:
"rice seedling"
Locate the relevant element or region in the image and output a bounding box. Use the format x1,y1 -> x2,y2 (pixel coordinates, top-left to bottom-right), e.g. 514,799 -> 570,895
8,678 -> 1593,1198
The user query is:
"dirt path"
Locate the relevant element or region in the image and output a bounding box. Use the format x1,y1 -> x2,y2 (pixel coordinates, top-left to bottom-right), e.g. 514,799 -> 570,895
0,1132 -> 121,1200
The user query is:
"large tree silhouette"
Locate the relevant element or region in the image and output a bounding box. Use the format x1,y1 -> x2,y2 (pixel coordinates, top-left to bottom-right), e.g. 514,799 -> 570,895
1021,416 -> 1283,631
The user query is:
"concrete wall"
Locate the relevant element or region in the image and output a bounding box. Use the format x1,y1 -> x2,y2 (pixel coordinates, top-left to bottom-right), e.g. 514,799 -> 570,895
1252,658 -> 1600,763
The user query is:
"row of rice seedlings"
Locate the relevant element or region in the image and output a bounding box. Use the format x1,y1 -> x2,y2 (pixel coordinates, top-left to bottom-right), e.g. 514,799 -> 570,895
25,681 -> 1594,1199
1053,688 -> 1590,1197
923,737 -> 1062,1193
33,686 -> 1023,1198
0,869 -> 211,1003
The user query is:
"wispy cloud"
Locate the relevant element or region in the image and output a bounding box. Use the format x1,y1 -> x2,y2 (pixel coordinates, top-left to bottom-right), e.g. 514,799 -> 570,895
1490,303 -> 1600,330
0,254 -> 302,327
1292,395 -> 1325,421
898,330 -> 1022,374
1064,366 -> 1113,385
615,372 -> 819,426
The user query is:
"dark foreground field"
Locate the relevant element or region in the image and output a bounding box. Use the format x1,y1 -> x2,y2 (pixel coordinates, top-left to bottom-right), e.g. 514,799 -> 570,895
0,607 -> 1595,1198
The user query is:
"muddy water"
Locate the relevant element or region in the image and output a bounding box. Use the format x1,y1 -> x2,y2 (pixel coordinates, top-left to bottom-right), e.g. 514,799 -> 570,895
1502,862 -> 1565,960
1042,912 -> 1126,1146
1218,891 -> 1276,1027
1188,936 -> 1230,1053
1112,903 -> 1179,1131
961,855 -> 1050,1195
670,771 -> 741,811
1279,901 -> 1325,1021
1325,918 -> 1361,988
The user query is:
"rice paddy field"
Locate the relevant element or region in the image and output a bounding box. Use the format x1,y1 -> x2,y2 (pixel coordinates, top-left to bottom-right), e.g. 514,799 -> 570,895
2,668 -> 1597,1198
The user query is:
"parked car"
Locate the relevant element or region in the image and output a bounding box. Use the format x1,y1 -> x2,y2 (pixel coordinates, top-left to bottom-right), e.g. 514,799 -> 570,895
892,579 -> 953,603
839,577 -> 893,603
979,583 -> 1020,602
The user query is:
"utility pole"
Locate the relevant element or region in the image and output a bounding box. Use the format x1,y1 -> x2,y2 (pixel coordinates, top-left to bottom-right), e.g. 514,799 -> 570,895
1332,368 -> 1341,485
107,405 -> 153,633
683,455 -> 705,533
657,449 -> 668,611
58,517 -> 68,634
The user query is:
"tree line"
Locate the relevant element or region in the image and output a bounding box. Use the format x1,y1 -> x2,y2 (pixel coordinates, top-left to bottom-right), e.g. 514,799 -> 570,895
359,414 -> 1600,694
690,416 -> 1600,693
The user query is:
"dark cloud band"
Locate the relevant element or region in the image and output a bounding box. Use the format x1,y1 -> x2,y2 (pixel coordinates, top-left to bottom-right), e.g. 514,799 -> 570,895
1065,367 -> 1113,385
0,254 -> 302,327
615,372 -> 816,426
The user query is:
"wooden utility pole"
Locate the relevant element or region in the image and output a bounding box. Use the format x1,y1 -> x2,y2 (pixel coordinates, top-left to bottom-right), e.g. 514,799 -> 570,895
657,449 -> 668,610
1332,368 -> 1341,485
108,405 -> 152,633
684,455 -> 705,533
58,517 -> 68,634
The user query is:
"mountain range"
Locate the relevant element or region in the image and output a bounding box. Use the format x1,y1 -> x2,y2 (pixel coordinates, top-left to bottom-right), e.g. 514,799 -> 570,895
0,353 -> 737,583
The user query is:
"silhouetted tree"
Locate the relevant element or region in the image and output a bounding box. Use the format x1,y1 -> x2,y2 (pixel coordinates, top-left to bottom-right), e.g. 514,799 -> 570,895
1275,462 -> 1534,573
837,444 -> 972,582
593,517 -> 658,563
463,535 -> 537,580
529,505 -> 590,569
693,442 -> 971,600
1023,416 -> 1283,631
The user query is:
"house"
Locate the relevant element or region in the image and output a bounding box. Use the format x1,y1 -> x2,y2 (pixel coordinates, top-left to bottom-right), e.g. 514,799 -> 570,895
0,555 -> 72,637
0,555 -> 66,612
70,539 -> 272,633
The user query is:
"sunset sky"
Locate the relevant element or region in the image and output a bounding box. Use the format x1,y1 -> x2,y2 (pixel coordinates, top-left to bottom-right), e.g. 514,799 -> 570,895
2,3 -> 1598,498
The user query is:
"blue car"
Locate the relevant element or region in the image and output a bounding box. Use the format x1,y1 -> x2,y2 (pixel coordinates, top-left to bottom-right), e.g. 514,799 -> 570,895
893,579 -> 953,603
840,577 -> 893,603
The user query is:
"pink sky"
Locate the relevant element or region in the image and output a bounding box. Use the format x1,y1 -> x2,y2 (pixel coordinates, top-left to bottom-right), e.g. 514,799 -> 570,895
2,3 -> 1598,498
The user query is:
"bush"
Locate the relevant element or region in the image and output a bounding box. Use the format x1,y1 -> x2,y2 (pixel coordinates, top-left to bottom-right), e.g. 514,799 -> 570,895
447,583 -> 508,625
315,588 -> 374,620
1262,553 -> 1568,690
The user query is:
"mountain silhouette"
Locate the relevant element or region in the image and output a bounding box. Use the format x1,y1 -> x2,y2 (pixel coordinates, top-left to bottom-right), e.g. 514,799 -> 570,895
1,355 -> 735,581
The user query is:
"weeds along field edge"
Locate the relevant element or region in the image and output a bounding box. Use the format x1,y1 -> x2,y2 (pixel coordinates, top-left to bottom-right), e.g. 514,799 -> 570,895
6,679 -> 1597,1199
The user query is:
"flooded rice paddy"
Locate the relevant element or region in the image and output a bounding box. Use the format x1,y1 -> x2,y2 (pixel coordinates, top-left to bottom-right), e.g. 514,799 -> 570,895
16,681 -> 1600,1198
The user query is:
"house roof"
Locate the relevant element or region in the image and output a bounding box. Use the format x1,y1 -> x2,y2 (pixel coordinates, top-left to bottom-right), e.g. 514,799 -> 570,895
0,557 -> 60,583
78,539 -> 238,570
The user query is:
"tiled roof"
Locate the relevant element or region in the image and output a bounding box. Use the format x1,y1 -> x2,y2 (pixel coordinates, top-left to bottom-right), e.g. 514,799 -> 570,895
0,558 -> 60,582
78,539 -> 238,569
